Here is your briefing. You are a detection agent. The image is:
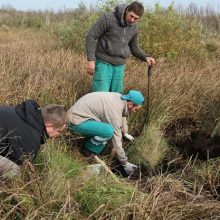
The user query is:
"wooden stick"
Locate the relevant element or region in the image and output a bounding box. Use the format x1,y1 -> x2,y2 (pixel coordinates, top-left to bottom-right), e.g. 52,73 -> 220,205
93,155 -> 119,182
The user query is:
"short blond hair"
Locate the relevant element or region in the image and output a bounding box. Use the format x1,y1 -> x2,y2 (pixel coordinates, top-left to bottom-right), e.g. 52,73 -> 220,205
41,104 -> 67,128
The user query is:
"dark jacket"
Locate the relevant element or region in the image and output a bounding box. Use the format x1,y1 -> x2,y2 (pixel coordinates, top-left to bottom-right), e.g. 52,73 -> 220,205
86,4 -> 148,65
0,100 -> 47,165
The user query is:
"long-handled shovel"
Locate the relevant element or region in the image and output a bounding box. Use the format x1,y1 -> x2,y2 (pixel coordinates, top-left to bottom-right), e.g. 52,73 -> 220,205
143,64 -> 153,128
147,65 -> 152,115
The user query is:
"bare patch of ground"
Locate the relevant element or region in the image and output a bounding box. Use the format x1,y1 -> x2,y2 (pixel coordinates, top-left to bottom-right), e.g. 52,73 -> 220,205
164,117 -> 220,160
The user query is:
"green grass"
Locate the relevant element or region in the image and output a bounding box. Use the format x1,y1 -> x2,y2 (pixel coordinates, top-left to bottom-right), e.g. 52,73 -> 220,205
0,3 -> 220,218
75,177 -> 133,216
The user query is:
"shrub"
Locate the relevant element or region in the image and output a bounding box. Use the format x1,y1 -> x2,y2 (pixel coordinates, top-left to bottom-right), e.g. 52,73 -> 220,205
139,4 -> 203,58
55,13 -> 98,51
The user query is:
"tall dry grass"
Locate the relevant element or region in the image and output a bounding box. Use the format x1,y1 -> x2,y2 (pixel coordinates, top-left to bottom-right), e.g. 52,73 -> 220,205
0,27 -> 90,107
126,57 -> 220,125
1,26 -> 220,169
1,28 -> 219,123
0,26 -> 220,219
124,56 -> 220,169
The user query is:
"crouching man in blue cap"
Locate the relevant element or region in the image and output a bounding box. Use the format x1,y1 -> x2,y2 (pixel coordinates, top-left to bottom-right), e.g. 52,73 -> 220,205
67,90 -> 144,175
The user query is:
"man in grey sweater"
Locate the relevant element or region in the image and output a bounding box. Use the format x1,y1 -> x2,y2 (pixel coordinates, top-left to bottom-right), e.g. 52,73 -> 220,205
67,90 -> 144,175
86,1 -> 155,93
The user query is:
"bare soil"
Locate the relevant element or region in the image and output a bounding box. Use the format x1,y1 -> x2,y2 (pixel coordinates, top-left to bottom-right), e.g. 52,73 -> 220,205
164,117 -> 220,160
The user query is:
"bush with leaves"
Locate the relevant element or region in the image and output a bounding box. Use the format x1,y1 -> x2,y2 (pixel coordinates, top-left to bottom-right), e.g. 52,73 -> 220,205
139,4 -> 203,58
55,13 -> 98,52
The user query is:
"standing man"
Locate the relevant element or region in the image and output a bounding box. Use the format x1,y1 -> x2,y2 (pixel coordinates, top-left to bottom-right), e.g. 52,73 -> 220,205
0,100 -> 67,178
86,1 -> 155,93
67,90 -> 144,175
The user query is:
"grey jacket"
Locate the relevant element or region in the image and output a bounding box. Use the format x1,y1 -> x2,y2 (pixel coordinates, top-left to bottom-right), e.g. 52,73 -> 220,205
86,4 -> 148,65
67,92 -> 129,163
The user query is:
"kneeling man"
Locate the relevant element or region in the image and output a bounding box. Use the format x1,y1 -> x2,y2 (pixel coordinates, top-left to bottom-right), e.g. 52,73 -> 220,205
68,90 -> 144,175
0,100 -> 67,178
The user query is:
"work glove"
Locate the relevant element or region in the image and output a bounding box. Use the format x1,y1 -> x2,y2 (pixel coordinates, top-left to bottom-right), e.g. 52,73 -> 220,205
123,162 -> 138,175
123,133 -> 134,141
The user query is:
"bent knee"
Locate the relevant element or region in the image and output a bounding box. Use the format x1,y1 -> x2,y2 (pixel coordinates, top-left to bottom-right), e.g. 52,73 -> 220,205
105,124 -> 114,138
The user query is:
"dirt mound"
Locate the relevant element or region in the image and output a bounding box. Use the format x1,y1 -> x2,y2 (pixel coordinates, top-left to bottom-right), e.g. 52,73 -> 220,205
164,117 -> 220,160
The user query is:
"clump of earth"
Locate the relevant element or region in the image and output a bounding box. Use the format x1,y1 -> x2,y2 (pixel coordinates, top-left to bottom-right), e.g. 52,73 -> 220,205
163,117 -> 220,160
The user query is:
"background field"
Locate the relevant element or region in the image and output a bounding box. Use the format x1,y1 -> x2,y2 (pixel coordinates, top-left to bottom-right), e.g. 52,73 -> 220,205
0,1 -> 220,219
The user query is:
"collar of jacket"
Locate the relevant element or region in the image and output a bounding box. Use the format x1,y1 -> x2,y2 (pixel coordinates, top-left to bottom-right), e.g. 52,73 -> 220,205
114,3 -> 130,27
15,99 -> 48,144
122,100 -> 129,117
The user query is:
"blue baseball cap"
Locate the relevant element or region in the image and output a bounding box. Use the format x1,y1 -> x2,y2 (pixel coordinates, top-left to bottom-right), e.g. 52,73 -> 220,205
121,90 -> 144,105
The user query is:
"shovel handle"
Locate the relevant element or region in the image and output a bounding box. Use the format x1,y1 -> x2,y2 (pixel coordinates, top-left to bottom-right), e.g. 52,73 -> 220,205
148,65 -> 152,77
146,65 -> 152,123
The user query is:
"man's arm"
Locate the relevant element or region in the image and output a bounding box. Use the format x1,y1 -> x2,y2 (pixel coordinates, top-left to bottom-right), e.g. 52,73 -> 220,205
122,117 -> 134,141
86,15 -> 108,75
111,127 -> 128,164
109,117 -> 128,164
122,117 -> 128,134
129,33 -> 155,65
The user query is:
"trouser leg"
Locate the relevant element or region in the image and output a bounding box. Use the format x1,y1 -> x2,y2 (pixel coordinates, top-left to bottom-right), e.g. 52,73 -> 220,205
69,120 -> 114,154
92,59 -> 113,92
110,64 -> 125,93
0,155 -> 20,179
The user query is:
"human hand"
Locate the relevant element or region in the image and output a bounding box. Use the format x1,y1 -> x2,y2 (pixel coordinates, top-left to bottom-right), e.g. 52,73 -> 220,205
146,57 -> 155,65
123,162 -> 138,175
87,61 -> 95,75
123,133 -> 134,141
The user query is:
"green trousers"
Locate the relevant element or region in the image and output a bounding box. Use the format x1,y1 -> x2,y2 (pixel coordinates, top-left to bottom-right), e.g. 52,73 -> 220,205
92,59 -> 125,93
69,120 -> 114,154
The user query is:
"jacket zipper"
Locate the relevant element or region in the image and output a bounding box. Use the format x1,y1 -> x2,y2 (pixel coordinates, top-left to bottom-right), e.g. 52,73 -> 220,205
122,29 -> 126,54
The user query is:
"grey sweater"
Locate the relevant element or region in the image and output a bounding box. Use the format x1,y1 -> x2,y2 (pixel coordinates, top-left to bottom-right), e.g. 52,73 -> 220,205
67,92 -> 129,163
86,4 -> 148,65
